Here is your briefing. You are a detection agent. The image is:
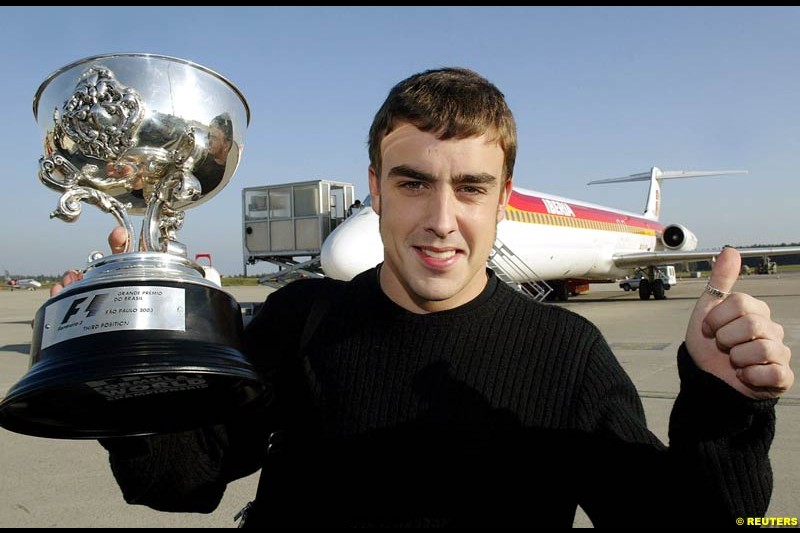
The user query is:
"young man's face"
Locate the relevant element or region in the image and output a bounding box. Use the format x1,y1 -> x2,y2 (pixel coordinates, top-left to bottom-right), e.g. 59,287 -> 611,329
208,125 -> 231,161
369,122 -> 511,313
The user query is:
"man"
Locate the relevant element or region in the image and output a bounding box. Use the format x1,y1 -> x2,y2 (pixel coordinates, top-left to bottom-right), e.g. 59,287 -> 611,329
192,113 -> 233,195
56,67 -> 793,527
346,198 -> 362,217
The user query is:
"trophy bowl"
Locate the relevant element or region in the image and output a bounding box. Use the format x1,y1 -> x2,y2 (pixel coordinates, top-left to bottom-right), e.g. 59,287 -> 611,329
0,54 -> 266,439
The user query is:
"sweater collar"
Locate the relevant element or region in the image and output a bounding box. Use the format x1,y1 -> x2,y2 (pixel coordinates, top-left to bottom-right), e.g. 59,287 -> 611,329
353,264 -> 501,319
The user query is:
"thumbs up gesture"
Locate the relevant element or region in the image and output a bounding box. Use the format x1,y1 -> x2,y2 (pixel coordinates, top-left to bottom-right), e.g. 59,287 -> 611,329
685,247 -> 794,399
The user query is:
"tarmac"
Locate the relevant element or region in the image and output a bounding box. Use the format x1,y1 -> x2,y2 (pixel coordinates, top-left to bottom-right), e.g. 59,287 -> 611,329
1,276 -> 798,527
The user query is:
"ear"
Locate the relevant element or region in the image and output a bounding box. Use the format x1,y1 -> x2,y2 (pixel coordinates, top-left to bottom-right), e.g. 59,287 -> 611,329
496,177 -> 512,223
368,166 -> 381,215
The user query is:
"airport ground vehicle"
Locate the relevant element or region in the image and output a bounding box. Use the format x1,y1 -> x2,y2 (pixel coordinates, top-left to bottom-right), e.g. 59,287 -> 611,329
619,272 -> 646,292
757,259 -> 778,275
619,265 -> 676,300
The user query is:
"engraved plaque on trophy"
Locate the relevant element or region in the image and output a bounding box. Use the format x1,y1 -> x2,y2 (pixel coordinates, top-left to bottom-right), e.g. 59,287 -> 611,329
0,54 -> 265,439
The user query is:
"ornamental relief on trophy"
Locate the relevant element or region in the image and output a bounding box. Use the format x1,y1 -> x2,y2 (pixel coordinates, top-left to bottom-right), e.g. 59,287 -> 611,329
58,66 -> 143,161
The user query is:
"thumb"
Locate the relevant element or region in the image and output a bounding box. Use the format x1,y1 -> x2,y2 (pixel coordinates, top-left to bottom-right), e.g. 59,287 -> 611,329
704,246 -> 741,302
690,246 -> 741,337
108,226 -> 130,254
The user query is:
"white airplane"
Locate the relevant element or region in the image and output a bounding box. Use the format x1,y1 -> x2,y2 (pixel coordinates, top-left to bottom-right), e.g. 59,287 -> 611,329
3,270 -> 42,291
320,167 -> 800,301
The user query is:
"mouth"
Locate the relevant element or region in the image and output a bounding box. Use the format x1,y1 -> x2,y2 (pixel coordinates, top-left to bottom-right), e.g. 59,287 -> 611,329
414,246 -> 462,268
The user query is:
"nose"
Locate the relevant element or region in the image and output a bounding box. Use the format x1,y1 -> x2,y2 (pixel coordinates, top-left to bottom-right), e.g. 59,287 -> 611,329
425,188 -> 458,238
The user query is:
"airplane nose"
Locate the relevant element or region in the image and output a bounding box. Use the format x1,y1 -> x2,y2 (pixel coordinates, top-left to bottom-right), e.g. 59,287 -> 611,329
320,207 -> 383,280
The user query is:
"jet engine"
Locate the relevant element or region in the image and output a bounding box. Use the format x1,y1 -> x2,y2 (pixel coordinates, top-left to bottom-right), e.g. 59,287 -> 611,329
660,224 -> 698,251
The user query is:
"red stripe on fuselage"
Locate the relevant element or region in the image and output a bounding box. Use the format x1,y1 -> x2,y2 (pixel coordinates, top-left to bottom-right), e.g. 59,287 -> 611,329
508,190 -> 662,232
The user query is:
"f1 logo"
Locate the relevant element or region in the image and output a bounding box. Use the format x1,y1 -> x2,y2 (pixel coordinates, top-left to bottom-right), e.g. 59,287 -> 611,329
60,293 -> 109,324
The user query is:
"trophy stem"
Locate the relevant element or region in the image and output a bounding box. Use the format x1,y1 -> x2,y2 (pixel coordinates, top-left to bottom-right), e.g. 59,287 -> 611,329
142,169 -> 194,256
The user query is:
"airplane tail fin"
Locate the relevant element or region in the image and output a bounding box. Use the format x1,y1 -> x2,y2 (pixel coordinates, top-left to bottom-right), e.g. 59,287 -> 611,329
588,167 -> 748,221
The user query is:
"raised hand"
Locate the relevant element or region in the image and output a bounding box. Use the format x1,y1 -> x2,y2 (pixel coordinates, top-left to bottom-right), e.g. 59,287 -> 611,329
684,247 -> 794,399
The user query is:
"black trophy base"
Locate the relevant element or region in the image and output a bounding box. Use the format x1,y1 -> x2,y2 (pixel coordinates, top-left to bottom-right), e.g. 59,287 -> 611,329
0,280 -> 266,439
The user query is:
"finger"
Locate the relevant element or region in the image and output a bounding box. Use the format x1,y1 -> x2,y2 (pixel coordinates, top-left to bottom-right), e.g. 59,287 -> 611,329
108,226 -> 129,254
736,361 -> 795,394
711,307 -> 781,349
51,269 -> 83,297
704,246 -> 741,303
50,283 -> 64,297
729,338 -> 791,369
63,269 -> 83,286
695,247 -> 741,337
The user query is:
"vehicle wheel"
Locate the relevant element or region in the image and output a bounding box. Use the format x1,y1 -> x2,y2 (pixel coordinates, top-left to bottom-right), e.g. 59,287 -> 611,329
622,284 -> 630,291
652,280 -> 666,300
547,280 -> 569,302
556,281 -> 569,301
638,279 -> 651,300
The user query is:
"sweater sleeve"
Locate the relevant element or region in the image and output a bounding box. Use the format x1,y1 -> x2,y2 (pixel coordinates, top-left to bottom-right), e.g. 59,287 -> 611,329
97,387 -> 274,513
667,342 -> 776,520
574,338 -> 775,527
96,281 -> 315,513
99,426 -> 232,513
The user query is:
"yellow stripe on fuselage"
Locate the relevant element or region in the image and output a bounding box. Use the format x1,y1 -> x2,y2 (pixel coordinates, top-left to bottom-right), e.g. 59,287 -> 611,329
505,206 -> 657,237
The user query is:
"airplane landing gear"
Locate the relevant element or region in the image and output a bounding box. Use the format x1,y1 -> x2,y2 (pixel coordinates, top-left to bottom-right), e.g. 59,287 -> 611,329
637,266 -> 671,300
652,279 -> 666,300
638,279 -> 651,300
545,280 -> 569,302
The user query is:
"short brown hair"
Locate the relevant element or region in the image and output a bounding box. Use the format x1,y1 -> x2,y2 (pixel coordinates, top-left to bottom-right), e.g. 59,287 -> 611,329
211,113 -> 233,142
368,67 -> 517,181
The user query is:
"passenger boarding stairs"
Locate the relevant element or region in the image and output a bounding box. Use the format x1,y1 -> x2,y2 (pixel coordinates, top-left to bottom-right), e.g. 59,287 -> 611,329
257,256 -> 325,289
487,238 -> 552,302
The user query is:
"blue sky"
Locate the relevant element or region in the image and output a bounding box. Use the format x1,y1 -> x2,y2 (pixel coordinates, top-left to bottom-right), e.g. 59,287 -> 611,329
2,6 -> 798,276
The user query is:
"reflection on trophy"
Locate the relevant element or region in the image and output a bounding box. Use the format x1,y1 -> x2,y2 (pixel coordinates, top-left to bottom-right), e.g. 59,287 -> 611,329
0,54 -> 265,439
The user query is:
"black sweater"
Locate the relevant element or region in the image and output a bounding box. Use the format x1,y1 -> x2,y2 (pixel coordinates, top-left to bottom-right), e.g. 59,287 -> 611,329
103,267 -> 776,527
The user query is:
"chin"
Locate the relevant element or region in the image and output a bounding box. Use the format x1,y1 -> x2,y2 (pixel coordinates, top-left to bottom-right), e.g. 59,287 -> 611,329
409,277 -> 464,303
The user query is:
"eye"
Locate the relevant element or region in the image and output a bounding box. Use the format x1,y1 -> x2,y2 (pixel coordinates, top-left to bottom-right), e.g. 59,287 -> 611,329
399,180 -> 425,191
458,185 -> 486,195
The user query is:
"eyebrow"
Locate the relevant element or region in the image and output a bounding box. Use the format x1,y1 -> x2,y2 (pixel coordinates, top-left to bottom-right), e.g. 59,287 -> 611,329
387,165 -> 498,185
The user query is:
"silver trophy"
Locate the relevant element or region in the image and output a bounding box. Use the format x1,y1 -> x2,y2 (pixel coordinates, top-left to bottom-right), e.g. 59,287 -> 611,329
0,54 -> 265,439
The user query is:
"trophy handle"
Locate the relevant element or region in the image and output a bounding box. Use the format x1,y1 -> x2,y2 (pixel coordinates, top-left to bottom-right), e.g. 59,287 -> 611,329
40,153 -> 136,253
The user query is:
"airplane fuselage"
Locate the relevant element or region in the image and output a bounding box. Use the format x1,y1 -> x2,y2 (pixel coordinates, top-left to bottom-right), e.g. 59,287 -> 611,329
496,187 -> 663,282
5,279 -> 42,290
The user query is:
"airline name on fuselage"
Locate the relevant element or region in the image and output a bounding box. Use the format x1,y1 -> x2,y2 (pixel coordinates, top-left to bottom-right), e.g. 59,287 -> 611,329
542,199 -> 575,217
